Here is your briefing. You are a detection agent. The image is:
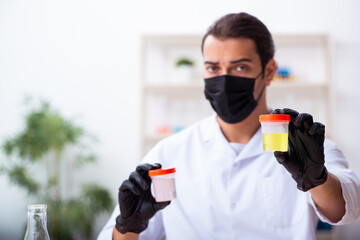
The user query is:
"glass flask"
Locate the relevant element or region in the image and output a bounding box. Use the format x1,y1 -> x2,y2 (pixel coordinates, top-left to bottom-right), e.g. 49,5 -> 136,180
24,204 -> 50,240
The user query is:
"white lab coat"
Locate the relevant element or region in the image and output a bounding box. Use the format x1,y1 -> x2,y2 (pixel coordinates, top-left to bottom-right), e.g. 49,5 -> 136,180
98,115 -> 360,240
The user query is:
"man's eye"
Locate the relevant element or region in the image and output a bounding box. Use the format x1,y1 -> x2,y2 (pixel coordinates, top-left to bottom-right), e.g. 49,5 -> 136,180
236,65 -> 248,71
206,66 -> 218,72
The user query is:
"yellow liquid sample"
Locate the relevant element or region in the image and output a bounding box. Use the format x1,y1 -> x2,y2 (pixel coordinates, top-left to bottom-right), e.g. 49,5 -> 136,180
262,133 -> 288,152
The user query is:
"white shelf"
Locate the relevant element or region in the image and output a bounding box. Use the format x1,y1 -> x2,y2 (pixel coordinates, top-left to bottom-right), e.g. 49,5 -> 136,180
270,81 -> 328,89
145,134 -> 171,142
144,82 -> 203,90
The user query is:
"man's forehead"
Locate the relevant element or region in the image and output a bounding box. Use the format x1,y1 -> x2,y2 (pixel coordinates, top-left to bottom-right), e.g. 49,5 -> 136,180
203,35 -> 256,49
203,36 -> 258,63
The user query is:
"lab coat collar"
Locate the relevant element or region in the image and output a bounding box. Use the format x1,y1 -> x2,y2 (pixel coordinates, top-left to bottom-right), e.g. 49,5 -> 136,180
202,114 -> 263,161
235,128 -> 263,162
205,115 -> 235,156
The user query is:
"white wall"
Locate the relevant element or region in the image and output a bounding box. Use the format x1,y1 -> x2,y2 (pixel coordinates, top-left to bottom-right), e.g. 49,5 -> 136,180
0,0 -> 359,239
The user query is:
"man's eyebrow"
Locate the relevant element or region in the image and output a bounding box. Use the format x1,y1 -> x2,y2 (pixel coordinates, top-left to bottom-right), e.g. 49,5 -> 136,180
204,58 -> 252,65
230,58 -> 252,64
204,61 -> 219,65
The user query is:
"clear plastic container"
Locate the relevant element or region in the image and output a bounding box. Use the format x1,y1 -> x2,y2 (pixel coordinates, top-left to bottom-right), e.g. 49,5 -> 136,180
148,168 -> 176,202
259,114 -> 290,152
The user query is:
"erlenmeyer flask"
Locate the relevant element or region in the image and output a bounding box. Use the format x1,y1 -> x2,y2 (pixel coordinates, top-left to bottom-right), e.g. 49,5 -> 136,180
24,204 -> 50,240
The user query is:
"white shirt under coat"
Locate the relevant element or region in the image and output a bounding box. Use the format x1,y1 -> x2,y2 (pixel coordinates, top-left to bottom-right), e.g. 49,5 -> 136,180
98,115 -> 360,240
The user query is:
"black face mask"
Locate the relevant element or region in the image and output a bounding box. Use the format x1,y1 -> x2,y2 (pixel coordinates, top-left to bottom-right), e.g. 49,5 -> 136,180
204,73 -> 265,124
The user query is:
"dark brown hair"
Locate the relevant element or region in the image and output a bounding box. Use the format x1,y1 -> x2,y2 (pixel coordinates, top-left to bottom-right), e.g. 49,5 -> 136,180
201,12 -> 275,70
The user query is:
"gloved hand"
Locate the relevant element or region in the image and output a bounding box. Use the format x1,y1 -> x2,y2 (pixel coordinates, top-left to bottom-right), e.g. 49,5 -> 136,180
115,163 -> 171,234
273,108 -> 328,191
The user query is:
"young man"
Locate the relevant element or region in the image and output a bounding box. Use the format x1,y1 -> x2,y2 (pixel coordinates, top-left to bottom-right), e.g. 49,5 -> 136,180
98,12 -> 360,240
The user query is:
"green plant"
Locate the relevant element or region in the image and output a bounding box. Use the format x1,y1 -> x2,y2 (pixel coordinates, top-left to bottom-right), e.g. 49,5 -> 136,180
175,57 -> 194,67
1,100 -> 113,240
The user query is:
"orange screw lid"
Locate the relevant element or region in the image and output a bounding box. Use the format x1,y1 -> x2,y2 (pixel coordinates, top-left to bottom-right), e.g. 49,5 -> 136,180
148,168 -> 176,177
259,114 -> 290,122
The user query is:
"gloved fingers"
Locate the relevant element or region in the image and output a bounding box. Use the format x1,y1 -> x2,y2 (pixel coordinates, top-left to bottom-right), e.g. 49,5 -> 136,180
136,163 -> 162,173
153,200 -> 171,211
136,163 -> 162,179
129,171 -> 150,191
272,108 -> 283,114
294,113 -> 313,131
280,108 -> 299,121
273,109 -> 299,130
119,179 -> 142,196
274,151 -> 289,165
288,128 -> 304,152
309,122 -> 325,136
136,163 -> 157,173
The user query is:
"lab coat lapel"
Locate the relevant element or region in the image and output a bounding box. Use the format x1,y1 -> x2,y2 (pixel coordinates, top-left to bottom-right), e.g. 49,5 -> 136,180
236,128 -> 263,162
202,115 -> 236,155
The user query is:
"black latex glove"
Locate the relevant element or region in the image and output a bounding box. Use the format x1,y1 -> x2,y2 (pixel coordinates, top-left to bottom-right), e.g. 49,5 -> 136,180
273,108 -> 328,191
115,163 -> 171,234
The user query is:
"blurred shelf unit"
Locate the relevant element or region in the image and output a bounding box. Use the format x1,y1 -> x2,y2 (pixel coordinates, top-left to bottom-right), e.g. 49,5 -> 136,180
140,33 -> 334,156
268,33 -> 334,141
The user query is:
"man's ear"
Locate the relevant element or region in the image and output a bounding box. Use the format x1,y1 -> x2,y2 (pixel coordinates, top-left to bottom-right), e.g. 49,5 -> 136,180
264,59 -> 278,86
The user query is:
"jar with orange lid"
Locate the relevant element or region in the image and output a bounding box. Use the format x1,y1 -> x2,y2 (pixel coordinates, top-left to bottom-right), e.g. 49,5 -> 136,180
148,168 -> 176,202
259,114 -> 290,152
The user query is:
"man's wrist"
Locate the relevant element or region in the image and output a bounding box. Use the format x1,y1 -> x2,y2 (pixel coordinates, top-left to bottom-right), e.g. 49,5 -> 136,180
115,215 -> 149,234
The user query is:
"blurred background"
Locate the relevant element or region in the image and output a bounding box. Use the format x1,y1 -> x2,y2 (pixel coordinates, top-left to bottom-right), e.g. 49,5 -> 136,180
0,0 -> 359,239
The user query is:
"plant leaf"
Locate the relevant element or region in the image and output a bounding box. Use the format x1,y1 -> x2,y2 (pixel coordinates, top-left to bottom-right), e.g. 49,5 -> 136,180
81,183 -> 114,215
8,165 -> 40,195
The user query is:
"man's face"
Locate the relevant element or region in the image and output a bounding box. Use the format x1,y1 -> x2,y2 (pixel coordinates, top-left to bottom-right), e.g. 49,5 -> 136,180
203,35 -> 262,79
203,35 -> 266,102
